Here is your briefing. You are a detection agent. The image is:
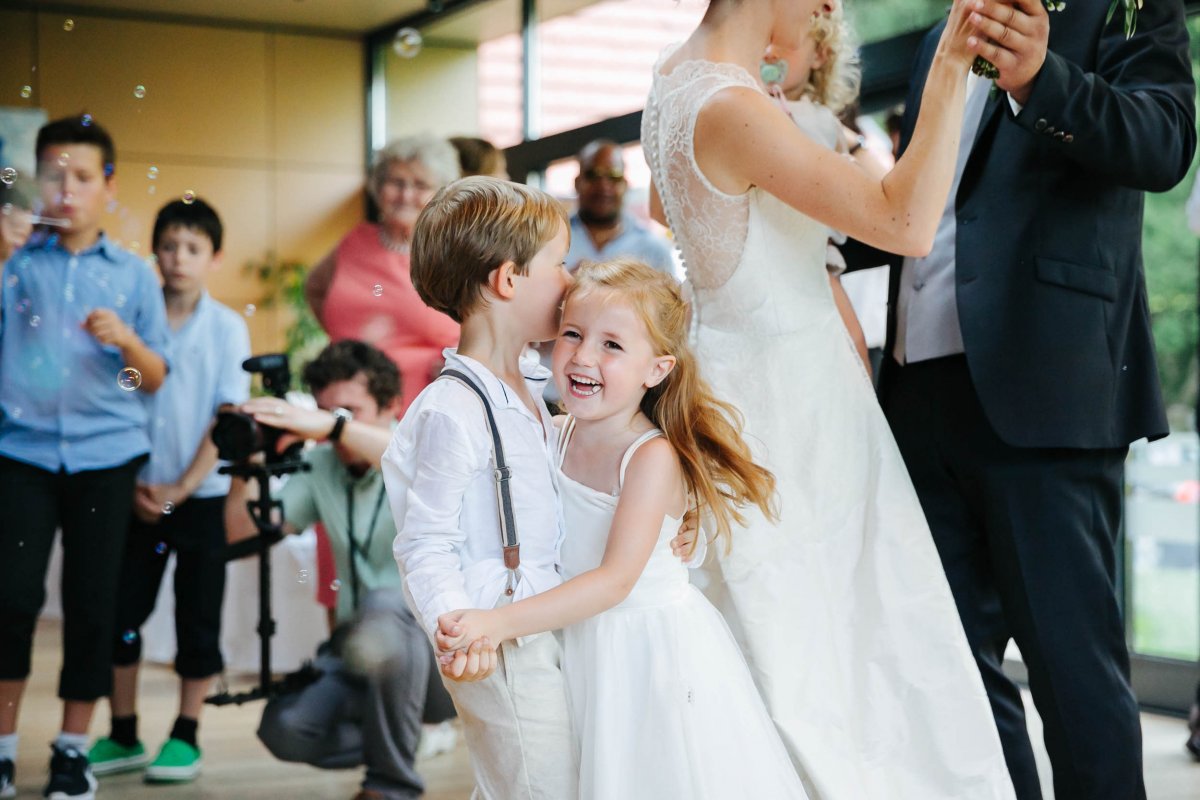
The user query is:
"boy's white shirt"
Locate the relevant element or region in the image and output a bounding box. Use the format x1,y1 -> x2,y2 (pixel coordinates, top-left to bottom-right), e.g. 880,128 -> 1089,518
385,348 -> 566,644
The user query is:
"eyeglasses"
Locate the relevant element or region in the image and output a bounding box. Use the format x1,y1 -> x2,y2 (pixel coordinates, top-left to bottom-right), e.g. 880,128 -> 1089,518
580,168 -> 625,183
381,178 -> 435,195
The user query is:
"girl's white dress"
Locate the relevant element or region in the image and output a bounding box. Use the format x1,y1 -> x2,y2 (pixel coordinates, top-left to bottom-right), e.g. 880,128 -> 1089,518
640,48 -> 1017,799
556,419 -> 808,800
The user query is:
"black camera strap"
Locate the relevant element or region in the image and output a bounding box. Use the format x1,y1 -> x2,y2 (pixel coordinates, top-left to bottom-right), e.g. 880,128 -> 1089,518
345,481 -> 388,613
439,368 -> 521,596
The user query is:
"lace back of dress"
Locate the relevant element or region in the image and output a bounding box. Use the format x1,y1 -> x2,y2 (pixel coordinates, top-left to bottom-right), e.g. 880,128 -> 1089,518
642,57 -> 757,290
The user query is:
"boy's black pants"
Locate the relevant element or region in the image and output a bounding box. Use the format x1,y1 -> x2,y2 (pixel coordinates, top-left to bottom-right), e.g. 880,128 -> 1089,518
0,454 -> 145,700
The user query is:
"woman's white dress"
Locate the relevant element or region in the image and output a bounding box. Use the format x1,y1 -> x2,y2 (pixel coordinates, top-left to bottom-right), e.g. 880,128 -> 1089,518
557,421 -> 808,800
641,49 -> 1017,799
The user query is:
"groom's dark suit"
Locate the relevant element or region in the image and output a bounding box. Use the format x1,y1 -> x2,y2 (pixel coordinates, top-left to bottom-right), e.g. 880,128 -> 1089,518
871,2 -> 1195,798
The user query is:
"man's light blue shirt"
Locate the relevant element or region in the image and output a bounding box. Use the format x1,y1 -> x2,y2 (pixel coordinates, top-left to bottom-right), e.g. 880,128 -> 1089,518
139,293 -> 251,497
0,232 -> 171,473
566,213 -> 677,278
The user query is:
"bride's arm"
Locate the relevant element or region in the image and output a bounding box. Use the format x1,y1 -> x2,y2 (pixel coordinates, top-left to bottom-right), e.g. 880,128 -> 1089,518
695,1 -> 978,257
436,439 -> 685,649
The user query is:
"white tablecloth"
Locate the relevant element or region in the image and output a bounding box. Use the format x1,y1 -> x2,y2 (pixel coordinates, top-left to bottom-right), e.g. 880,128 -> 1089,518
40,528 -> 329,675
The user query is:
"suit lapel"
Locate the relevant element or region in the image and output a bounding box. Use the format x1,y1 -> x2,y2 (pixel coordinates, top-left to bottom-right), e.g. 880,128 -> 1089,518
957,88 -> 1005,204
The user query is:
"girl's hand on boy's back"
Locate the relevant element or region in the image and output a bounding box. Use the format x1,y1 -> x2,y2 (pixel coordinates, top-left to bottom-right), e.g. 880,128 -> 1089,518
670,506 -> 699,559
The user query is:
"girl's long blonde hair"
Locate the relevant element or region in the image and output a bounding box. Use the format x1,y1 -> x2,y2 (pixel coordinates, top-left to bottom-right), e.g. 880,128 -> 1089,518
804,4 -> 860,115
566,259 -> 778,549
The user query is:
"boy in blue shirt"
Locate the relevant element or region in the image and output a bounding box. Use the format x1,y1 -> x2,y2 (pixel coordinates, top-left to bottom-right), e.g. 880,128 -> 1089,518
88,198 -> 250,786
0,115 -> 170,800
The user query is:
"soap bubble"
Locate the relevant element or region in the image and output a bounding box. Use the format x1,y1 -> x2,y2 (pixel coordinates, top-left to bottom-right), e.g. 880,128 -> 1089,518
133,84 -> 146,99
392,28 -> 422,59
147,166 -> 158,180
0,167 -> 16,185
117,367 -> 142,391
29,315 -> 40,328
63,19 -> 75,31
81,113 -> 93,127
19,86 -> 32,100
182,190 -> 196,204
15,300 -> 29,315
373,284 -> 383,297
155,542 -> 167,555
122,630 -> 137,644
297,569 -> 309,585
162,501 -> 175,515
330,579 -> 342,592
243,304 -> 256,317
57,153 -> 70,167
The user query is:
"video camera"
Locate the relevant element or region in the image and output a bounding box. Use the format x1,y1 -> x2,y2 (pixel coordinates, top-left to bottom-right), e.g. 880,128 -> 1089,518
207,353 -> 310,706
211,353 -> 304,466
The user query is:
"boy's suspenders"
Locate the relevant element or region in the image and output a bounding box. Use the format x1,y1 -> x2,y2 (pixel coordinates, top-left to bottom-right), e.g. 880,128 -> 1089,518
438,369 -> 521,596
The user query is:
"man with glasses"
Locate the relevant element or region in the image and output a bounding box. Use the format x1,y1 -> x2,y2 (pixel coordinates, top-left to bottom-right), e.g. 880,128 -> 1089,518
566,139 -> 675,277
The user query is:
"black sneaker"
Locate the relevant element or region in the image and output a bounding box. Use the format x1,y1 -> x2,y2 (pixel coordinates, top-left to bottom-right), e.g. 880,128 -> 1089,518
43,744 -> 96,800
1,757 -> 16,799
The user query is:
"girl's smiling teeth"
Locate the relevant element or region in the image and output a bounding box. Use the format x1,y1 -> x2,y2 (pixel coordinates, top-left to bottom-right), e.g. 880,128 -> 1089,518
569,373 -> 602,397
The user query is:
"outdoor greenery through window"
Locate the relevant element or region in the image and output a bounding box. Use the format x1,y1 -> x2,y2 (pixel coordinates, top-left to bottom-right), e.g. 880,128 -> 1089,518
1123,14 -> 1200,664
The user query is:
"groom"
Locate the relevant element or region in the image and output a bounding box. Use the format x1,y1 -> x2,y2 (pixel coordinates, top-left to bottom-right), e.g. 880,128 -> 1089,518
864,0 -> 1195,797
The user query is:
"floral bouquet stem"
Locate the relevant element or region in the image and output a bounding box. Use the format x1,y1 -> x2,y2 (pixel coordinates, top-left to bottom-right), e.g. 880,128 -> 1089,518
970,0 -> 1141,80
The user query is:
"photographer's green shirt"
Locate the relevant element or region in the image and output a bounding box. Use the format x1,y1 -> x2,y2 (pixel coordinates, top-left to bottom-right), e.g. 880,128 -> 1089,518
280,444 -> 402,624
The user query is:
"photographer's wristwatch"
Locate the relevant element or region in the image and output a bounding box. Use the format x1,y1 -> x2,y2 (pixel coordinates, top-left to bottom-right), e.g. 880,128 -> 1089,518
328,407 -> 353,442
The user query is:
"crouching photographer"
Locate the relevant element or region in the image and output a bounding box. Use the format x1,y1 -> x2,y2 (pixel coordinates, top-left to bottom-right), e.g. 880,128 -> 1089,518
225,340 -> 456,800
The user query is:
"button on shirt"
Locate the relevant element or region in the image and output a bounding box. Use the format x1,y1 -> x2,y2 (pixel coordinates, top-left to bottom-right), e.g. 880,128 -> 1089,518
138,293 -> 251,498
0,233 -> 171,472
385,348 -> 564,642
566,213 -> 677,278
894,74 -> 992,364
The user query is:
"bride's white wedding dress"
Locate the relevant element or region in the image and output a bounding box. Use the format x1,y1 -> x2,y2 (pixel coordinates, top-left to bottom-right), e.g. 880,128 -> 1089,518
642,48 -> 1017,799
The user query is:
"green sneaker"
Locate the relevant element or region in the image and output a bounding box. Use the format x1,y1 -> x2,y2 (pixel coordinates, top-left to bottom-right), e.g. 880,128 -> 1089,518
143,738 -> 201,783
88,737 -> 150,776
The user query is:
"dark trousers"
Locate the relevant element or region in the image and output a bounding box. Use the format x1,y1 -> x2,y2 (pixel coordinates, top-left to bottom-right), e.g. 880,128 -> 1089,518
257,589 -> 450,800
0,454 -> 145,700
112,494 -> 227,678
885,356 -> 1144,800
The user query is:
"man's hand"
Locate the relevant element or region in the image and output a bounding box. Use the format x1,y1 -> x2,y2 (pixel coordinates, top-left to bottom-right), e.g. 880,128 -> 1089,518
968,0 -> 1049,105
83,308 -> 133,349
439,637 -> 497,682
239,397 -> 324,453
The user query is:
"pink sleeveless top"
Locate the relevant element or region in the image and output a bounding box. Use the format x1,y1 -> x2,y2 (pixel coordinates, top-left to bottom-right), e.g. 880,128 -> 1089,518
320,222 -> 460,415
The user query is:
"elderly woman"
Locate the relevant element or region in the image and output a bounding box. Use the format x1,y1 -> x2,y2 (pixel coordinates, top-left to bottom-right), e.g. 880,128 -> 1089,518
305,134 -> 461,414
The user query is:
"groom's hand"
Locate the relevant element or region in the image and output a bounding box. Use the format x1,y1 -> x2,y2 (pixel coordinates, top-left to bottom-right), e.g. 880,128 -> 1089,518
968,0 -> 1049,105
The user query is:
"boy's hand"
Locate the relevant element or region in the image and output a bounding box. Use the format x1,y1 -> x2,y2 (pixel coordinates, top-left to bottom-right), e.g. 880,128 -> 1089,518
670,506 -> 699,560
132,483 -> 187,524
83,308 -> 133,350
440,637 -> 497,682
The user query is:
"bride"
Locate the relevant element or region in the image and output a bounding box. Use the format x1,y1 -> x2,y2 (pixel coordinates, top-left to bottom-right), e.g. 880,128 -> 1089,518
642,1 -> 1017,797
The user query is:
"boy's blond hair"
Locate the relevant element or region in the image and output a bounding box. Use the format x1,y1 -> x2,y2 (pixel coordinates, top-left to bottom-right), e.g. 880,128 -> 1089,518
411,176 -> 567,323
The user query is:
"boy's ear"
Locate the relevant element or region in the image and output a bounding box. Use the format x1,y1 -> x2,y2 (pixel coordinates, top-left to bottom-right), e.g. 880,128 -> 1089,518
487,260 -> 519,301
644,354 -> 677,389
209,249 -> 225,270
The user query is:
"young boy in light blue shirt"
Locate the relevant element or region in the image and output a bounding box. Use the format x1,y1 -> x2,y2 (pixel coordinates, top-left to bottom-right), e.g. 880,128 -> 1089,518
0,114 -> 170,800
87,197 -> 251,786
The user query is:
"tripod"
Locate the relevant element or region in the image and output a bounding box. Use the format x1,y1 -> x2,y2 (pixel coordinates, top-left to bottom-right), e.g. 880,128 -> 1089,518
205,458 -> 310,706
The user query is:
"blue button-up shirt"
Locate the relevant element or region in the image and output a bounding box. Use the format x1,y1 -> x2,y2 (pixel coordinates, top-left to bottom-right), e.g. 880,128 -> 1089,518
566,213 -> 678,279
139,293 -> 251,497
0,233 -> 171,473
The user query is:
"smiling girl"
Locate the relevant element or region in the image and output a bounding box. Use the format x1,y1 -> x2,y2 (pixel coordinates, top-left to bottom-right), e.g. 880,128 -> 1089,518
435,258 -> 807,798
